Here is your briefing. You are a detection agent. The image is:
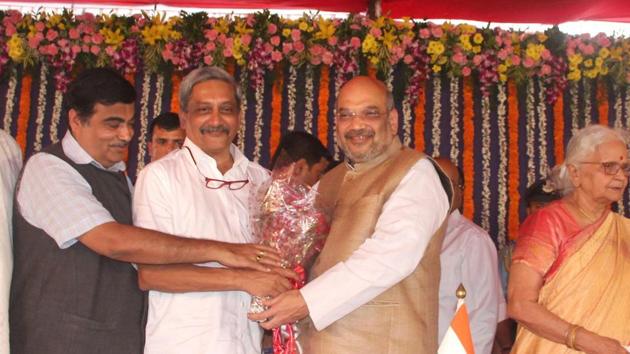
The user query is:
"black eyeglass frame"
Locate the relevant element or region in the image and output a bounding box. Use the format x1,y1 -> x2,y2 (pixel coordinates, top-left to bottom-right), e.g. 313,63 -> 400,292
184,146 -> 249,190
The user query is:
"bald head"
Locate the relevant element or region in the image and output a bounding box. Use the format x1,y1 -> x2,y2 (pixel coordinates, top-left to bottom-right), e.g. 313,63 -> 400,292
435,157 -> 463,212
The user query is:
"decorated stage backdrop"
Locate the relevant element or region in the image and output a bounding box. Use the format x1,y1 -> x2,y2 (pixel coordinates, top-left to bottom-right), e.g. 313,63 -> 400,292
1,10 -> 630,251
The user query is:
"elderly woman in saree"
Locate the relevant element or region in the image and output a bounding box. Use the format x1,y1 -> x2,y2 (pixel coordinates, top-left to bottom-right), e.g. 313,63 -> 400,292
508,124 -> 630,354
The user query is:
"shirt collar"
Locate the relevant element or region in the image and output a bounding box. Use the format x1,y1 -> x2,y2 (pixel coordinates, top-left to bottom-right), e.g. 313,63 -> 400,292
61,131 -> 127,172
182,138 -> 248,176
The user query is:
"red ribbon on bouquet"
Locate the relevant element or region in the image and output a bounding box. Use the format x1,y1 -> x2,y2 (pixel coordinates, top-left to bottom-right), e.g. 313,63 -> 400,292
272,265 -> 306,354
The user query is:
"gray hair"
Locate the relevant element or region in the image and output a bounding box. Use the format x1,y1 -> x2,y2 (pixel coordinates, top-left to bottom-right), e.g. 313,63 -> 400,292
550,124 -> 630,195
179,66 -> 242,113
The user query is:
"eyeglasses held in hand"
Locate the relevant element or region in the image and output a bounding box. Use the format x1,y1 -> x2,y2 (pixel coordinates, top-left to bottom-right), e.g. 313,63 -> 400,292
579,161 -> 630,176
184,146 -> 249,190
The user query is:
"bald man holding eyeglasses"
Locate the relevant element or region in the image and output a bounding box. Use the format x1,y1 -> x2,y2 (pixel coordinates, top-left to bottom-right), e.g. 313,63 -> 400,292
133,67 -> 295,354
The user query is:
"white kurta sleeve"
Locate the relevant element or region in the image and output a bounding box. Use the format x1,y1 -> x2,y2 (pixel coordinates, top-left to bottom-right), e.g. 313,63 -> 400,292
300,158 -> 449,330
133,164 -> 174,234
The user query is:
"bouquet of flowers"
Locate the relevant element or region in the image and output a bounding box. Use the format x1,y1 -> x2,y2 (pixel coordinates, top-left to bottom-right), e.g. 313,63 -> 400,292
249,153 -> 330,354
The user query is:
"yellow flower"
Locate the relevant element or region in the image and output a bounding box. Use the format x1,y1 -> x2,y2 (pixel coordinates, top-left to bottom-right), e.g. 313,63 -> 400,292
472,45 -> 481,54
595,57 -> 603,67
459,34 -> 472,51
499,73 -> 508,82
438,56 -> 448,65
498,64 -> 508,73
374,16 -> 387,29
584,59 -> 593,68
314,18 -> 335,40
234,19 -> 252,35
282,28 -> 291,38
432,64 -> 442,73
568,70 -> 581,81
610,47 -> 623,60
568,54 -> 583,65
536,33 -> 548,42
598,47 -> 610,59
584,68 -> 598,79
298,21 -> 309,32
458,24 -> 476,35
401,17 -> 413,30
382,29 -> 397,49
362,34 -> 378,54
526,43 -> 545,61
473,33 -> 483,44
100,28 -> 125,47
370,56 -> 379,66
600,66 -> 609,75
7,34 -> 25,61
215,17 -> 230,34
48,14 -> 62,28
427,40 -> 445,56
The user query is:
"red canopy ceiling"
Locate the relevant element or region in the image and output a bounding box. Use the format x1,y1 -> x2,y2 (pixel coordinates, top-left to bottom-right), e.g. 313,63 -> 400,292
10,0 -> 630,23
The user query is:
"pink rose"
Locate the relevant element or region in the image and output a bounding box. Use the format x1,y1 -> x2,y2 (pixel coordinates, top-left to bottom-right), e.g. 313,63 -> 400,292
310,44 -> 323,56
5,24 -> 16,36
597,35 -> 611,48
322,51 -> 333,65
294,40 -> 305,53
205,29 -> 218,41
246,14 -> 255,26
582,44 -> 595,56
71,45 -> 81,54
264,42 -> 273,53
566,48 -> 575,56
511,55 -> 521,66
90,45 -> 100,55
271,50 -> 283,62
290,56 -> 300,65
35,22 -> 45,32
431,26 -> 443,38
310,56 -> 322,65
541,49 -> 551,61
92,33 -> 103,44
205,42 -> 216,51
473,55 -> 483,66
282,42 -> 293,54
223,48 -> 233,57
498,49 -> 508,60
241,34 -> 252,46
291,29 -> 301,42
419,28 -> 430,39
69,28 -> 80,40
462,66 -> 472,76
105,46 -> 116,56
267,23 -> 277,35
350,36 -> 361,48
204,55 -> 214,65
46,29 -> 58,41
57,39 -> 68,47
82,44 -> 89,52
523,57 -> 535,68
403,54 -> 413,64
270,35 -> 280,46
540,64 -> 551,75
370,28 -> 382,38
28,36 -> 41,49
327,36 -> 338,46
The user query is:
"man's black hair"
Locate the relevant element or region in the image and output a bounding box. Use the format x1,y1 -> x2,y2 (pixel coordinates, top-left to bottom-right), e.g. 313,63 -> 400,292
149,112 -> 181,138
65,67 -> 136,123
270,131 -> 331,169
525,179 -> 560,205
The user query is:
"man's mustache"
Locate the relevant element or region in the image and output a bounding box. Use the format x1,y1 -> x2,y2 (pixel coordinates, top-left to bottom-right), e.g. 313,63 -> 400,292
110,141 -> 129,148
345,128 -> 375,139
200,125 -> 230,134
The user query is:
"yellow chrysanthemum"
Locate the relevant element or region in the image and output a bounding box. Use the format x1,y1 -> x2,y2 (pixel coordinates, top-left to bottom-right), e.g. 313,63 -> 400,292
584,59 -> 593,68
526,43 -> 545,61
427,40 -> 445,56
100,28 -> 125,47
215,18 -> 230,34
568,70 -> 582,81
472,45 -> 481,54
473,33 -> 484,45
599,47 -> 610,59
568,54 -> 583,66
584,68 -> 599,79
499,73 -> 508,82
595,57 -> 604,67
298,21 -> 309,32
362,34 -> 378,54
314,18 -> 335,40
536,33 -> 548,42
498,64 -> 508,73
282,28 -> 291,38
432,64 -> 442,73
458,24 -> 476,35
7,34 -> 25,61
382,29 -> 397,49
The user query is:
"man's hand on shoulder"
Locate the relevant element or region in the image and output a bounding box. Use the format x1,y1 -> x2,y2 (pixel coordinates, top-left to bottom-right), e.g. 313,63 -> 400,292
248,289 -> 309,329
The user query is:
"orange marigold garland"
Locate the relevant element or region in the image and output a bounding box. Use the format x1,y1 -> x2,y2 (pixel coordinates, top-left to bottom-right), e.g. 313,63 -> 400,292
462,77 -> 475,219
553,88 -> 564,165
507,81 -> 521,240
170,74 -> 181,113
16,73 -> 32,155
318,66 -> 329,148
270,68 -> 283,158
414,83 -> 425,152
598,79 -> 609,126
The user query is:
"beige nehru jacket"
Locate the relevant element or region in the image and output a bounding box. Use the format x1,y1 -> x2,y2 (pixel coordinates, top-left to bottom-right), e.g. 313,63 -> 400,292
299,138 -> 453,354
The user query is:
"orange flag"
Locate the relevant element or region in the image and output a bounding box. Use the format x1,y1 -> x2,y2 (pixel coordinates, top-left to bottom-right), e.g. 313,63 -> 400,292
438,284 -> 475,354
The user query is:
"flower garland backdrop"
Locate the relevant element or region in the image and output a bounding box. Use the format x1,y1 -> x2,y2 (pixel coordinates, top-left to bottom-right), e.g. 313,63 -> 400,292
1,9 -> 630,251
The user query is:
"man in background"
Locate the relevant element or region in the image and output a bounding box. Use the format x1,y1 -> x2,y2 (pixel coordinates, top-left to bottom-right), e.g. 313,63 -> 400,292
435,157 -> 506,354
0,130 -> 22,354
270,131 -> 331,187
148,112 -> 185,162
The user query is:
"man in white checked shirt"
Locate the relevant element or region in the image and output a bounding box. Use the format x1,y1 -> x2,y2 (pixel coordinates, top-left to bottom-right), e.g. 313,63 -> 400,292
9,68 -> 287,354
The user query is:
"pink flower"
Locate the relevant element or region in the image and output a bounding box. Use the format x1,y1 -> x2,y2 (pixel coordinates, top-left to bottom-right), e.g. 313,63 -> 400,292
581,44 -> 595,56
541,49 -> 551,61
205,29 -> 218,41
271,50 -> 283,62
511,55 -> 521,66
540,64 -> 551,75
35,22 -> 45,32
162,47 -> 173,61
431,26 -> 443,38
241,34 -> 252,46
223,48 -> 233,57
246,14 -> 255,26
473,55 -> 483,66
263,42 -> 273,53
204,55 -> 214,65
291,29 -> 301,42
69,28 -> 80,40
282,42 -> 293,54
523,57 -> 535,68
566,38 -> 578,49
294,41 -> 305,53
453,52 -> 467,65
267,23 -> 277,35
90,45 -> 100,55
498,49 -> 508,60
46,30 -> 58,41
270,35 -> 280,46
350,36 -> 361,48
419,28 -> 430,39
566,48 -> 575,56
370,28 -> 382,38
5,24 -> 16,36
327,36 -> 338,46
28,36 -> 41,49
462,66 -> 472,76
57,39 -> 68,48
310,56 -> 322,65
290,56 -> 300,65
310,44 -> 324,56
105,46 -> 116,56
205,42 -> 216,51
322,51 -> 333,65
597,34 -> 611,48
82,44 -> 89,52
71,45 -> 81,54
403,54 -> 413,64
92,33 -> 103,44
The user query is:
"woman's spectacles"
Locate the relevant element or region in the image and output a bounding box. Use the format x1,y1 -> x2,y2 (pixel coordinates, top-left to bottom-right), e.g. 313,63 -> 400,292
184,146 -> 249,190
580,161 -> 630,176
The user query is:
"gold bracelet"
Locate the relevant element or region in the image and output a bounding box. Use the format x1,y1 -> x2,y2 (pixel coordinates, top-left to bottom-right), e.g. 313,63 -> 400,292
565,324 -> 580,350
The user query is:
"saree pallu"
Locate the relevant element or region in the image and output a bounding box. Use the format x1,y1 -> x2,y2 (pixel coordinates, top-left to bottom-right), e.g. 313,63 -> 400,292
512,212 -> 630,353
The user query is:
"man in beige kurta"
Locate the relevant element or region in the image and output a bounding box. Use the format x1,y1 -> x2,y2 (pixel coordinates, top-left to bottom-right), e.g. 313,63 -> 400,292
250,76 -> 452,354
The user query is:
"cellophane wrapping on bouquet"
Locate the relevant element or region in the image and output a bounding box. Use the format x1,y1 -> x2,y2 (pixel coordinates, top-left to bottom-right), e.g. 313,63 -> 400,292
249,156 -> 330,354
